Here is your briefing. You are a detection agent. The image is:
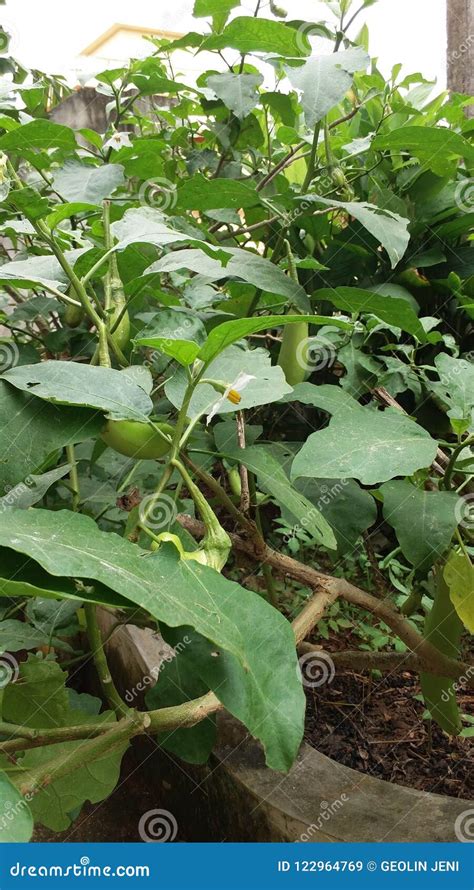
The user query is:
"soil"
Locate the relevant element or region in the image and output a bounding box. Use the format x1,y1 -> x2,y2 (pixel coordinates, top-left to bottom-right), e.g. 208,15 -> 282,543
304,670 -> 473,800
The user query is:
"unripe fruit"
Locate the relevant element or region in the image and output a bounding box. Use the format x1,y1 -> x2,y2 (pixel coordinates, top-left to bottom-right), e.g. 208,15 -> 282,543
64,302 -> 85,328
277,321 -> 308,385
101,419 -> 174,460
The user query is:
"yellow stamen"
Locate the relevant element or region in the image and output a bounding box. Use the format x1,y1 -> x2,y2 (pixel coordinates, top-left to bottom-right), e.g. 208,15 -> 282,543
227,389 -> 241,405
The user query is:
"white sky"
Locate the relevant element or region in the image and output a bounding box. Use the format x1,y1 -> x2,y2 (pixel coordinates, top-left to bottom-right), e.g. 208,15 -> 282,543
3,0 -> 447,88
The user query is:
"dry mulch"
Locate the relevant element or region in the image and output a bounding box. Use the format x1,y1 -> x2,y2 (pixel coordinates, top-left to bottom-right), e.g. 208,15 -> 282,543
304,671 -> 473,799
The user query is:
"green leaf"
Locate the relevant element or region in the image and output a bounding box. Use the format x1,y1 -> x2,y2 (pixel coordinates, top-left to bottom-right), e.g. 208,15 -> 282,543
291,386 -> 438,485
0,380 -> 103,496
294,477 -> 377,554
3,656 -> 69,728
0,619 -> 56,653
444,550 -> 474,634
286,47 -> 369,127
315,287 -> 425,340
134,308 -> 207,366
194,0 -> 239,31
206,72 -> 263,120
373,126 -> 474,176
0,464 -> 71,512
201,16 -> 309,57
2,362 -> 153,421
149,248 -> 310,311
110,207 -> 190,249
0,772 -> 33,842
431,354 -> 474,432
302,196 -> 410,268
0,548 -> 130,610
52,160 -> 125,204
177,174 -> 261,210
0,120 -> 76,152
227,445 -> 337,550
381,481 -> 459,574
0,509 -> 305,771
166,346 -> 292,418
0,248 -> 86,290
198,314 -> 350,364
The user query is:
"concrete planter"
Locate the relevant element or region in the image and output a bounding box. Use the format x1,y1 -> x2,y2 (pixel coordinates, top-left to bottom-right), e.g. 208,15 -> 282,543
98,610 -> 471,844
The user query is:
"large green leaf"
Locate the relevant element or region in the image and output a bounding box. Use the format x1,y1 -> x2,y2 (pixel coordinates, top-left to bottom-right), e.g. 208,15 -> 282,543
0,380 -> 103,496
0,772 -> 33,842
198,314 -> 350,364
194,0 -> 239,31
166,346 -> 292,418
381,481 -> 459,574
290,386 -> 438,485
147,248 -> 310,311
227,445 -> 336,550
201,16 -> 309,56
2,656 -> 126,832
373,126 -> 474,176
2,363 -> 153,421
0,618 -> 72,654
0,508 -> 305,771
0,248 -> 86,290
206,73 -> 263,120
315,287 -> 425,341
177,174 -> 261,210
444,550 -> 474,634
431,354 -> 474,432
52,160 -> 125,204
302,196 -> 410,268
0,120 -> 76,152
286,47 -> 369,127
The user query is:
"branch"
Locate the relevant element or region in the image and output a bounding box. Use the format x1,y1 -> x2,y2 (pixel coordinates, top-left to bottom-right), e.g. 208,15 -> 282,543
298,644 -> 473,683
176,514 -> 472,682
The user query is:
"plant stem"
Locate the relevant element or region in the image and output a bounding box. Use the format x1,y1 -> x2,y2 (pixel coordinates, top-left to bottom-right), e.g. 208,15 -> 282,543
84,603 -> 129,718
65,445 -> 80,511
442,435 -> 474,491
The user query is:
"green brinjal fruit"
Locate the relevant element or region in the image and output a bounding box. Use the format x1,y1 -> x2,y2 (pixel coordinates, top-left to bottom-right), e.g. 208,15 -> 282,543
420,567 -> 463,735
101,420 -> 174,460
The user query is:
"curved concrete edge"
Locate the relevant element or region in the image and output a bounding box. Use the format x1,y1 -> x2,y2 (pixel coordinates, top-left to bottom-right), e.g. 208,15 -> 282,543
97,609 -> 472,844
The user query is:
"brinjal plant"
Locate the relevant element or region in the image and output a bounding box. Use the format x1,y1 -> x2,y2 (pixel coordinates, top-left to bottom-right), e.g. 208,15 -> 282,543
0,0 -> 472,841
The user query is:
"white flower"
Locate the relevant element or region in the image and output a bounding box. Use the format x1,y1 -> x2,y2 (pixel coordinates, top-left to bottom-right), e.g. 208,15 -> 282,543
206,372 -> 256,424
103,132 -> 132,151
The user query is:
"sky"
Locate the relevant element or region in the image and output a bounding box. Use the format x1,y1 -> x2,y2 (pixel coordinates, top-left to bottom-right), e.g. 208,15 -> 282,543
2,0 -> 447,88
